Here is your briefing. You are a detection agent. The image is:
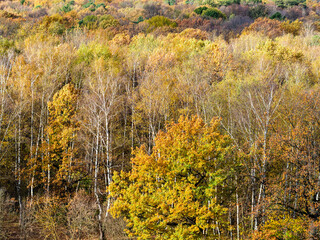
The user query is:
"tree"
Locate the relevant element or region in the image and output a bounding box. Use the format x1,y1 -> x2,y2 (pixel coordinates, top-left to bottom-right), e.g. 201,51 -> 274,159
194,6 -> 208,15
265,87 -> 320,239
110,115 -> 237,239
202,8 -> 227,19
244,18 -> 283,38
80,55 -> 124,239
43,83 -> 80,196
166,0 -> 176,5
146,16 -> 177,33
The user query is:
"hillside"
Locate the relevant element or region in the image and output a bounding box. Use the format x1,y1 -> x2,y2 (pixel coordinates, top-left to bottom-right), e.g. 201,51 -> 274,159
0,0 -> 320,239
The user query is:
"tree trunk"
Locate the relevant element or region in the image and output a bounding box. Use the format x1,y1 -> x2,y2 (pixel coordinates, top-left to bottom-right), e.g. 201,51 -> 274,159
94,119 -> 104,240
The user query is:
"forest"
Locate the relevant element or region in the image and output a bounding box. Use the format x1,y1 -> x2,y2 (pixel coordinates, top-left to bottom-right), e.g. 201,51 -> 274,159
0,0 -> 319,239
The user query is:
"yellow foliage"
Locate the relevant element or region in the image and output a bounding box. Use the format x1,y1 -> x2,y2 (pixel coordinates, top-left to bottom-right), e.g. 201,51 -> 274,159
109,116 -> 236,239
252,214 -> 308,240
281,20 -> 303,36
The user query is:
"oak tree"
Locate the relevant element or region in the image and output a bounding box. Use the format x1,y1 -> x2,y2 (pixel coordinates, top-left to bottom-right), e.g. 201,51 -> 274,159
110,116 -> 237,239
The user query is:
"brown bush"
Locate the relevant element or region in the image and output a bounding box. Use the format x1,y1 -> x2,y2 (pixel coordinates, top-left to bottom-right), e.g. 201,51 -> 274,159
179,28 -> 209,40
176,16 -> 216,32
24,196 -> 67,240
143,2 -> 161,19
222,4 -> 250,17
283,5 -> 306,20
103,211 -> 127,240
67,191 -> 99,240
28,8 -> 48,18
243,17 -> 283,38
0,189 -> 16,239
223,15 -> 253,33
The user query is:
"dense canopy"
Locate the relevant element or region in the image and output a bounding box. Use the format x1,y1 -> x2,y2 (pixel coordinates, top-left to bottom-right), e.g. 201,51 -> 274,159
0,0 -> 319,239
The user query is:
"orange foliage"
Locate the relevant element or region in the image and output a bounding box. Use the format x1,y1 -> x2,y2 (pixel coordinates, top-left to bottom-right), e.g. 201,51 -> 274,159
243,18 -> 283,38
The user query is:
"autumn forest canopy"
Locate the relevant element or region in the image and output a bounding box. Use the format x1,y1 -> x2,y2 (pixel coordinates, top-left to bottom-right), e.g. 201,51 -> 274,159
0,0 -> 319,239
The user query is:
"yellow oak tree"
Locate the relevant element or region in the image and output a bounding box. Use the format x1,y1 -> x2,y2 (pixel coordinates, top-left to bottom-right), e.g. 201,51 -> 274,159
43,83 -> 80,196
109,115 -> 237,239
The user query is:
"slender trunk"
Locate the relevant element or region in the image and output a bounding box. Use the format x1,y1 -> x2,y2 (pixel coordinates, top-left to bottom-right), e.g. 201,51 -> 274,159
131,101 -> 134,150
122,103 -> 128,171
15,111 -> 24,236
94,120 -> 104,240
31,125 -> 41,203
105,118 -> 111,218
251,164 -> 256,231
30,80 -> 34,200
47,133 -> 50,195
148,110 -> 152,154
283,160 -> 290,217
68,132 -> 75,184
236,184 -> 240,240
259,127 -> 268,225
131,64 -> 136,150
16,79 -> 24,233
252,156 -> 259,231
229,209 -> 233,240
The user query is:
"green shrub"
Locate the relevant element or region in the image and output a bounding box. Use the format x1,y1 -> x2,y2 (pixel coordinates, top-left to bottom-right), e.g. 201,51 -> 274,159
77,43 -> 111,64
242,0 -> 262,4
203,0 -> 217,6
96,3 -> 106,9
311,35 -> 320,46
166,0 -> 176,5
286,0 -> 305,6
61,3 -> 72,13
80,15 -> 98,29
98,15 -> 119,29
202,8 -> 226,19
137,16 -> 144,23
48,21 -> 66,35
133,16 -> 144,24
275,0 -> 306,8
217,0 -> 240,6
40,14 -> 67,35
0,37 -> 15,55
146,16 -> 177,32
83,15 -> 97,22
83,0 -> 95,8
249,5 -> 269,19
275,0 -> 285,7
270,12 -> 283,20
194,6 -> 208,15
